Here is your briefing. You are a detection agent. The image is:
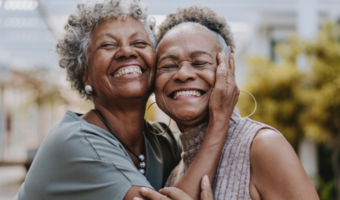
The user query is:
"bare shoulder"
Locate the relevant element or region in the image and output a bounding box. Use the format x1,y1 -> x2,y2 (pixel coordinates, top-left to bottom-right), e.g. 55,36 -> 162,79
250,128 -> 319,200
250,128 -> 297,177
251,128 -> 289,158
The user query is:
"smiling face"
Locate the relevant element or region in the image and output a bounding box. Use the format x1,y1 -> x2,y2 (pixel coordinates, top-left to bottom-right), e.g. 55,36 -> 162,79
84,17 -> 156,106
155,25 -> 220,129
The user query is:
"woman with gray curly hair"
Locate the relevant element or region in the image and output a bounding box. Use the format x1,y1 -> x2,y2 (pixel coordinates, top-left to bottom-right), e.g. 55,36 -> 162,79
138,5 -> 319,200
15,1 -> 239,200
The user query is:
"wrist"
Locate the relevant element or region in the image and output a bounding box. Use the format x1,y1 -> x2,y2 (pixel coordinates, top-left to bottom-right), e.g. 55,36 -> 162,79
207,114 -> 230,134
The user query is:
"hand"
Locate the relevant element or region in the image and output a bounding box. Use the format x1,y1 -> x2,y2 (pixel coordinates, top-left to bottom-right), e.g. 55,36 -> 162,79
134,175 -> 214,200
209,48 -> 239,122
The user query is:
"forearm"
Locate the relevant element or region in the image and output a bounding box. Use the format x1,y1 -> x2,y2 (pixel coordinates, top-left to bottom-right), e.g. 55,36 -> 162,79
173,116 -> 230,200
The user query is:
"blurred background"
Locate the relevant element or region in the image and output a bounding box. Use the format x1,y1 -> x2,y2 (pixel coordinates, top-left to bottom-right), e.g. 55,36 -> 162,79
0,0 -> 340,199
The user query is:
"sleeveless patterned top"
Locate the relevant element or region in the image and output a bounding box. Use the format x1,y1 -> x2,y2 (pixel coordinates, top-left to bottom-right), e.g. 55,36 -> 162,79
165,109 -> 280,200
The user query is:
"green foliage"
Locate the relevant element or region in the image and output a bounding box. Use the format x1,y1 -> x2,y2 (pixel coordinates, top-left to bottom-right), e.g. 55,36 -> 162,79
238,22 -> 340,199
318,177 -> 335,200
238,56 -> 305,149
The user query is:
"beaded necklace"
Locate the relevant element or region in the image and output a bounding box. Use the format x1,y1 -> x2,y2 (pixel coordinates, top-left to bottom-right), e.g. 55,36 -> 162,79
92,109 -> 146,174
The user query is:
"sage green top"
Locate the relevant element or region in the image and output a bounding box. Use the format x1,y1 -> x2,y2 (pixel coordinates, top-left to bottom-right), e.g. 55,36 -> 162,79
17,110 -> 182,200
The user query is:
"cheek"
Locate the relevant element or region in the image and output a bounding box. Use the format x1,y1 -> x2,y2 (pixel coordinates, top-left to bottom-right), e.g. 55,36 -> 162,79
198,70 -> 215,88
89,51 -> 113,74
139,48 -> 156,69
154,73 -> 167,96
154,72 -> 172,112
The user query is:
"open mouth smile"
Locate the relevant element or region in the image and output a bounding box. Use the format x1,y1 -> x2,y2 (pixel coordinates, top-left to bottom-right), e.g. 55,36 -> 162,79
169,89 -> 206,99
112,66 -> 144,78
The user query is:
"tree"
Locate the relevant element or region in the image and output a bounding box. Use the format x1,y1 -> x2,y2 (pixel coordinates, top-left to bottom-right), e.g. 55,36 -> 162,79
238,22 -> 340,199
299,23 -> 340,200
237,40 -> 306,150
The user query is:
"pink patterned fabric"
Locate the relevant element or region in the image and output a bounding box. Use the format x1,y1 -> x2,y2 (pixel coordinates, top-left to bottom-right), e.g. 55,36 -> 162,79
165,110 -> 279,200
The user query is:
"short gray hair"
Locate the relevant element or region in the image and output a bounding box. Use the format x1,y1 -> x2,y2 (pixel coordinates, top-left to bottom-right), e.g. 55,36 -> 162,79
156,5 -> 235,53
56,0 -> 156,99
158,22 -> 230,61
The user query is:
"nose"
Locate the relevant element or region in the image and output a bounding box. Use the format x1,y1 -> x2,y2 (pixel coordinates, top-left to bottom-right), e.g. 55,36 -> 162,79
173,63 -> 197,82
114,45 -> 138,60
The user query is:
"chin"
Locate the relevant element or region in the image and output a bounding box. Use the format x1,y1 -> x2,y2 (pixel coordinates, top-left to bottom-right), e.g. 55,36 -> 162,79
121,86 -> 152,99
173,110 -> 207,125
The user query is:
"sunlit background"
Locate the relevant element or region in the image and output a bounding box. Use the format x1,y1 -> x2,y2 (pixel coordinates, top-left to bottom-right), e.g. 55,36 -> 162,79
1,0 -> 340,199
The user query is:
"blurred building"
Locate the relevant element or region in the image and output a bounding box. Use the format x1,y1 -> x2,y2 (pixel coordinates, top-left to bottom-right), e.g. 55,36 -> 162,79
0,0 -> 340,186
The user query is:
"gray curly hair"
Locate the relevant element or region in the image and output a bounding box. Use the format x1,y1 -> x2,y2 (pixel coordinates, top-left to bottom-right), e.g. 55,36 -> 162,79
56,0 -> 156,99
156,5 -> 235,53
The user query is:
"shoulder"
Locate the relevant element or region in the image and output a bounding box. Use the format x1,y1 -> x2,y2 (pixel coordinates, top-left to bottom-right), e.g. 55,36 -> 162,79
21,111 -> 153,200
43,111 -> 121,161
250,128 -> 318,199
250,128 -> 292,167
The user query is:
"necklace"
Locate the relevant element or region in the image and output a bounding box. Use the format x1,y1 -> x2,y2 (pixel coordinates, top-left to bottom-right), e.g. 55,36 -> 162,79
92,109 -> 146,175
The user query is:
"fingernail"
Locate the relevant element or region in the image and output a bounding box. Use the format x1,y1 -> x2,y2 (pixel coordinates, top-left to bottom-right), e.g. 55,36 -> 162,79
204,175 -> 210,186
219,64 -> 226,69
134,198 -> 143,200
140,187 -> 148,195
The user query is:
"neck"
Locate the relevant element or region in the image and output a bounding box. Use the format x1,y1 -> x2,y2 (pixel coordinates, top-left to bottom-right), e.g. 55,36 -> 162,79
176,115 -> 209,133
86,96 -> 148,154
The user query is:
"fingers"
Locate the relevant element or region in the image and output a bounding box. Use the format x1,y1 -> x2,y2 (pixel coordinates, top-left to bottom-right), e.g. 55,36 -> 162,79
227,46 -> 235,77
159,187 -> 193,200
217,50 -> 230,70
200,176 -> 214,200
215,52 -> 228,91
137,187 -> 170,200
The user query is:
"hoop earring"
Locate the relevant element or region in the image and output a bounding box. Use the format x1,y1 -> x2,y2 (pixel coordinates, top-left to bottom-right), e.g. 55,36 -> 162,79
85,85 -> 93,94
145,102 -> 171,136
232,90 -> 257,119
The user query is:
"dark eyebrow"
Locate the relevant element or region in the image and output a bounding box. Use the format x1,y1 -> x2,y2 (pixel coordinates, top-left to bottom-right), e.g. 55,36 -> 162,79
157,55 -> 179,65
190,51 -> 213,59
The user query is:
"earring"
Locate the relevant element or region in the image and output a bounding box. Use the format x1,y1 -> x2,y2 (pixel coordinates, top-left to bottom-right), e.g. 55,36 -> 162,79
232,90 -> 257,119
85,85 -> 93,94
145,102 -> 171,136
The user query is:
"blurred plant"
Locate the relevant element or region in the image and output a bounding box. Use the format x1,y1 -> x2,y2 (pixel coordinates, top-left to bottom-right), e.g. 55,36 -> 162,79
318,176 -> 336,200
238,43 -> 306,150
238,22 -> 340,199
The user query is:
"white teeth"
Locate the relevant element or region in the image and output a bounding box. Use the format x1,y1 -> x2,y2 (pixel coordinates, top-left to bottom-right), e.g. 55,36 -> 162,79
173,90 -> 202,99
114,67 -> 142,77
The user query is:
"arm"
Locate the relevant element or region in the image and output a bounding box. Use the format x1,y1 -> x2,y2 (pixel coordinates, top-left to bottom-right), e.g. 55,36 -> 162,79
173,50 -> 239,199
250,129 -> 319,200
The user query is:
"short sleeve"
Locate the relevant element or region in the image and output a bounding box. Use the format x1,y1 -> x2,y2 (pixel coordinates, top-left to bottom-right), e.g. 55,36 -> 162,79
85,130 -> 152,191
18,115 -> 153,200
